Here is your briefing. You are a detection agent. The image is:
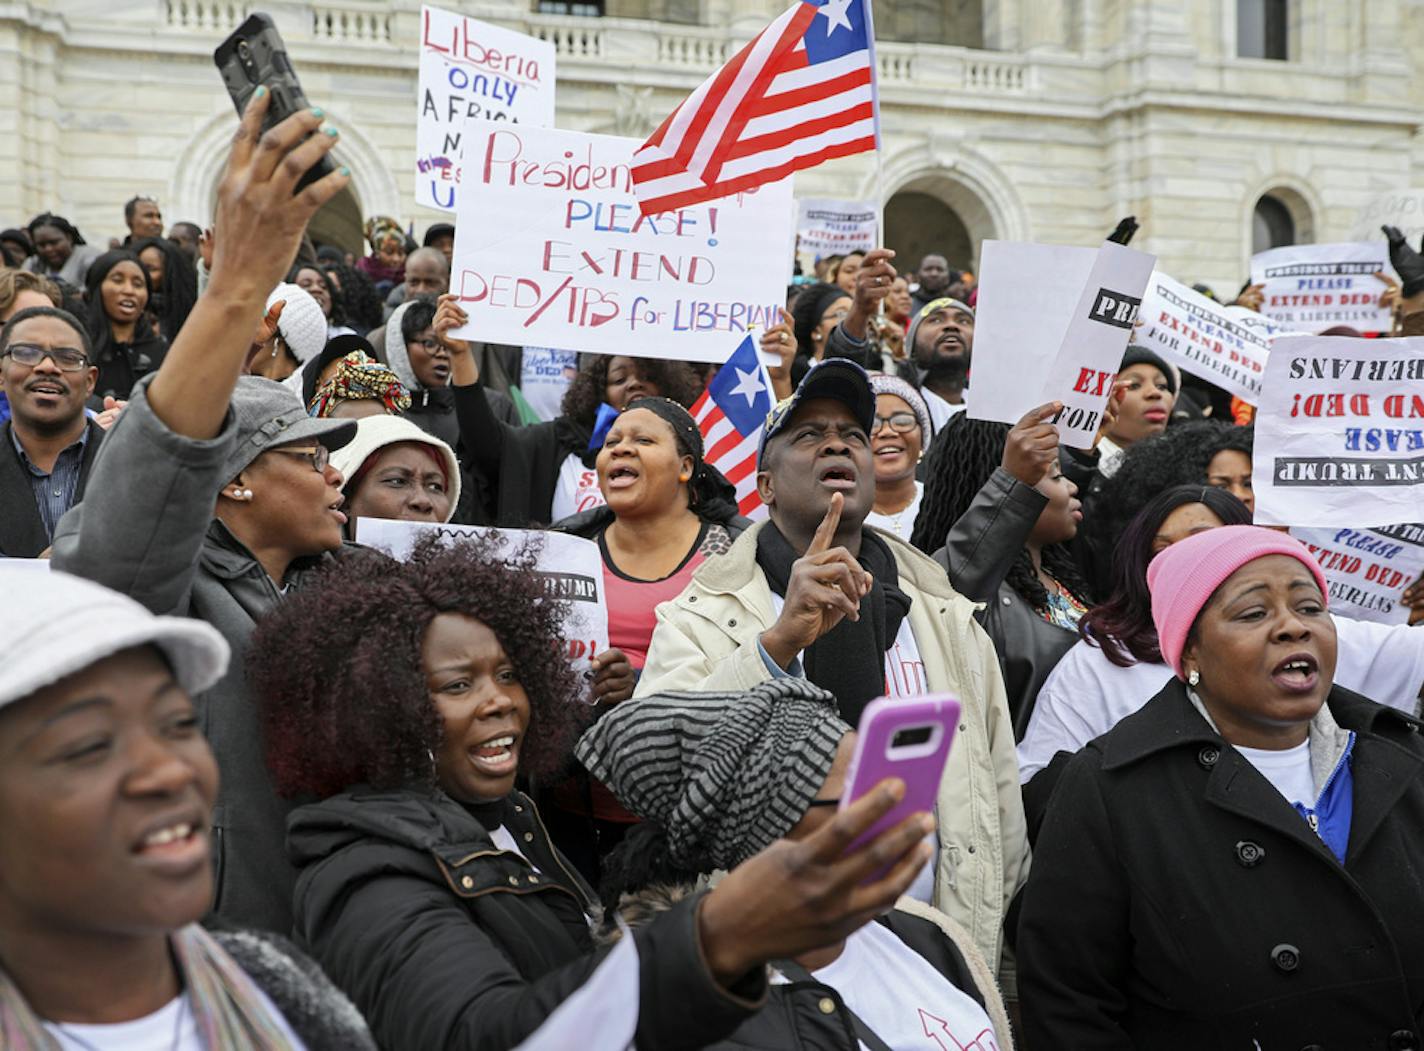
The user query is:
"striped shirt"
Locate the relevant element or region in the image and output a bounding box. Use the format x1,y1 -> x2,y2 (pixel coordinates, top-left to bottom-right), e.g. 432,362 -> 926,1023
10,423 -> 89,542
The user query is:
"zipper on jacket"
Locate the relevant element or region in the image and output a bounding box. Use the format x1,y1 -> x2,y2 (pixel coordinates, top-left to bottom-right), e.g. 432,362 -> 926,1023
527,798 -> 596,911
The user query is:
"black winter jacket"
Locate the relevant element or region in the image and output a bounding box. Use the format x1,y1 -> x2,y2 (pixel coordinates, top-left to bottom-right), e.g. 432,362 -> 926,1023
1018,679 -> 1424,1049
288,787 -> 766,1051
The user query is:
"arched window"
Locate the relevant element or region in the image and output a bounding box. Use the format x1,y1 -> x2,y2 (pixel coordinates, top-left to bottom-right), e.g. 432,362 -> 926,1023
1252,194 -> 1296,254
1238,0 -> 1288,60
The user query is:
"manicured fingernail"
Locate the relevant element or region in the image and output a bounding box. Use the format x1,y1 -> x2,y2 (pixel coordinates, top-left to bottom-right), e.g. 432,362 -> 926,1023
254,85 -> 267,98
339,166 -> 350,177
323,125 -> 339,137
310,106 -> 323,117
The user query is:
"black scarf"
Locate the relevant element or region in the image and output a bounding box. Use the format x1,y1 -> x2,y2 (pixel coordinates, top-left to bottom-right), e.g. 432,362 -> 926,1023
756,522 -> 912,725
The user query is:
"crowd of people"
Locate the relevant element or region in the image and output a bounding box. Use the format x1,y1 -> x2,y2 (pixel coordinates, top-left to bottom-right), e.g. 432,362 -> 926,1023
6,84 -> 1424,1051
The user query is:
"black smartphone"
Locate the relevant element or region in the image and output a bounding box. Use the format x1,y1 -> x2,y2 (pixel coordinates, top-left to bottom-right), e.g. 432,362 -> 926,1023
213,13 -> 336,194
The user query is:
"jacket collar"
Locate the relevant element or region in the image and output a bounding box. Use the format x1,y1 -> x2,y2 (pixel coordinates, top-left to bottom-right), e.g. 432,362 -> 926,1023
200,517 -> 339,585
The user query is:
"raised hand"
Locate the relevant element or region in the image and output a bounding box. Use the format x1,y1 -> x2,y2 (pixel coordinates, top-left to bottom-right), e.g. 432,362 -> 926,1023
697,777 -> 935,982
1002,401 -> 1064,484
759,492 -> 873,669
845,247 -> 897,340
590,648 -> 636,707
761,307 -> 797,401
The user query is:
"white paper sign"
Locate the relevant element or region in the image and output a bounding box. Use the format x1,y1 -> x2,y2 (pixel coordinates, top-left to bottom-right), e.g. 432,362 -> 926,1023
1252,335 -> 1424,527
356,518 -> 608,682
970,240 -> 1156,447
1349,189 -> 1424,247
0,557 -> 51,571
1290,525 -> 1424,624
513,934 -> 638,1051
1250,243 -> 1392,334
449,126 -> 795,363
1135,272 -> 1281,405
417,5 -> 556,212
795,198 -> 878,275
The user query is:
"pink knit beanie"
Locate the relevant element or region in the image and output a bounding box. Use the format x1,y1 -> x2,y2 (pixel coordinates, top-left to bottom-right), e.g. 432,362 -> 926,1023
1147,525 -> 1328,678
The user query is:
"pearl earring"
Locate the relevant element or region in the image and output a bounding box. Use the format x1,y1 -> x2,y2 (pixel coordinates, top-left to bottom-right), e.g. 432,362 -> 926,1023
1187,669 -> 1200,687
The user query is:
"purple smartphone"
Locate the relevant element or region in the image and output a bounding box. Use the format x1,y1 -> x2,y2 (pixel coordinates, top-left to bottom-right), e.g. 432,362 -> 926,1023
837,695 -> 960,871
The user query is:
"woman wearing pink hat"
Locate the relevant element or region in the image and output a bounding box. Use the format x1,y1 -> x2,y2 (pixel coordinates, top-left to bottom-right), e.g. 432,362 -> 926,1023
1016,525 -> 1424,1049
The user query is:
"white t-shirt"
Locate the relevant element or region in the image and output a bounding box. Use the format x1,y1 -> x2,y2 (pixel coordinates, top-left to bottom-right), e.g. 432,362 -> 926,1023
1018,615 -> 1424,783
921,388 -> 966,437
45,988 -> 306,1051
807,922 -> 999,1051
490,824 -> 528,860
1237,740 -> 1315,807
865,482 -> 925,544
551,452 -> 607,522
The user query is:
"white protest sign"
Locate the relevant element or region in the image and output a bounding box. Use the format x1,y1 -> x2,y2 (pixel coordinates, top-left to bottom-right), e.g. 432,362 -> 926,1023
417,5 -> 556,212
449,125 -> 794,363
970,240 -> 1155,447
1349,189 -> 1424,247
0,558 -> 51,571
1136,272 -> 1281,405
795,198 -> 878,276
1250,242 -> 1392,333
1290,525 -> 1424,625
356,518 -> 608,684
1253,335 -> 1424,527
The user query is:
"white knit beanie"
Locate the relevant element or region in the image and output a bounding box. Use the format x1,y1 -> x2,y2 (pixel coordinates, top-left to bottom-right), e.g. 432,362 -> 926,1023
266,282 -> 327,364
0,567 -> 229,709
328,415 -> 462,521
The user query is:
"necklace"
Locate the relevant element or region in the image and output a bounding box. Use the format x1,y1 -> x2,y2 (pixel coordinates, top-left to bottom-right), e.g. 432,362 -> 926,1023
52,994 -> 188,1051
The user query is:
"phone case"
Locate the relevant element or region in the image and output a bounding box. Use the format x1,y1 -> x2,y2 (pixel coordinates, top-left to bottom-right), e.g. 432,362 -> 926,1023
838,694 -> 961,874
214,14 -> 336,193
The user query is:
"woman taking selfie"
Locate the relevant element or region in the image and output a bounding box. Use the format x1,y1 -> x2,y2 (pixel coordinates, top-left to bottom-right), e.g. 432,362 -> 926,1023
0,567 -> 374,1049
1019,527 -> 1424,1048
249,537 -> 939,1051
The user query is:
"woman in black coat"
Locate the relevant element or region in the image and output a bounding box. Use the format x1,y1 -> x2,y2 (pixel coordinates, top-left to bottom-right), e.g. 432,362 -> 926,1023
249,538 -> 948,1051
1018,525 -> 1424,1049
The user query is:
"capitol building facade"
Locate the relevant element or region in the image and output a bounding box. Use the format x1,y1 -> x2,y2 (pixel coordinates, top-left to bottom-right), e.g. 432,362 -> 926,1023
3,0 -> 1421,291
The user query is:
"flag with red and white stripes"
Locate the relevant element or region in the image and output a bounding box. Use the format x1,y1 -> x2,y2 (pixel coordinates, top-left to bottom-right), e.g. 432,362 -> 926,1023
631,0 -> 880,216
692,334 -> 776,520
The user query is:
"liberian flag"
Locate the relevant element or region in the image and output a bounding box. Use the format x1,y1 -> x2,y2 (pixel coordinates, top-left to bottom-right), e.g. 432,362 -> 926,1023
693,334 -> 776,519
631,0 -> 880,216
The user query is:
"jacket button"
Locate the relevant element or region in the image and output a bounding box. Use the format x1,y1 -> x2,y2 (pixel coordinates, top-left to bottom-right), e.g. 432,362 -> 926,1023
461,875 -> 474,889
728,618 -> 737,627
1198,745 -> 1220,768
527,874 -> 539,884
1235,840 -> 1265,867
1001,596 -> 1011,606
1390,1031 -> 1419,1051
817,997 -> 836,1015
1271,943 -> 1300,973
688,595 -> 697,602
507,875 -> 520,886
524,832 -> 534,843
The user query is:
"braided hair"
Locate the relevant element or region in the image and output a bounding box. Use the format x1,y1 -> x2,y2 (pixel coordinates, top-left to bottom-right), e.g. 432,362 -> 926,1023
912,412 -> 1092,613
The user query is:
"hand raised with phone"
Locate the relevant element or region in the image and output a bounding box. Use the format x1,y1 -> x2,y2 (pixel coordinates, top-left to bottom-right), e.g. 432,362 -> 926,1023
759,493 -> 873,669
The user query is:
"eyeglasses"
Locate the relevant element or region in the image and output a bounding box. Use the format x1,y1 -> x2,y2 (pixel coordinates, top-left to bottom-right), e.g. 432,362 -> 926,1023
269,445 -> 330,473
871,412 -> 919,435
407,337 -> 441,352
2,344 -> 90,372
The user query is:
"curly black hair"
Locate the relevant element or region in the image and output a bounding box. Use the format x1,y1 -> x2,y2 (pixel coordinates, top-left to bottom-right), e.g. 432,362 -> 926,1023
248,534 -> 590,800
912,412 -> 1092,612
131,236 -> 198,343
559,355 -> 702,429
1083,420 -> 1253,559
325,260 -> 384,332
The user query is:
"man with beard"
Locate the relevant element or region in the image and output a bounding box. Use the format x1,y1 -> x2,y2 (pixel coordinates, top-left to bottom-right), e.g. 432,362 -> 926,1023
634,358 -> 1027,974
0,307 -> 103,556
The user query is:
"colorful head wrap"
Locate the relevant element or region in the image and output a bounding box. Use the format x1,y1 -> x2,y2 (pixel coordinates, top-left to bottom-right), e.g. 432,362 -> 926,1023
308,351 -> 412,418
364,215 -> 404,253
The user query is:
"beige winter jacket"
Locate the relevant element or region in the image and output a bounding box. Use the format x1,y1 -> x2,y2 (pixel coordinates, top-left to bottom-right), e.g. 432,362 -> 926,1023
635,521 -> 1030,969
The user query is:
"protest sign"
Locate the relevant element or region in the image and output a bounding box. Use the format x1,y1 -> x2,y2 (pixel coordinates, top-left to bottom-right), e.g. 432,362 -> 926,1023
518,346 -> 579,421
0,558 -> 50,571
1250,242 -> 1392,334
1290,525 -> 1424,624
970,240 -> 1155,447
1135,272 -> 1281,405
356,518 -> 608,685
449,125 -> 794,363
795,198 -> 878,275
1252,335 -> 1424,527
417,5 -> 556,211
1349,189 -> 1424,247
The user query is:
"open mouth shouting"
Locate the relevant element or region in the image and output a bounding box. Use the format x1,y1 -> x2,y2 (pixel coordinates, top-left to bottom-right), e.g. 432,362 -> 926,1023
607,463 -> 640,490
818,462 -> 859,492
1271,652 -> 1319,694
328,496 -> 348,525
468,729 -> 520,778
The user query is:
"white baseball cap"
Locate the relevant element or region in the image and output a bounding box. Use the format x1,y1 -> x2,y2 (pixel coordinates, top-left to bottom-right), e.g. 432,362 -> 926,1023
0,567 -> 229,710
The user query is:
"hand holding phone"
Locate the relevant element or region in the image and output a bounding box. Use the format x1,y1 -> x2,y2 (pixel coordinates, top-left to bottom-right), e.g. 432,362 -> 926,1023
838,694 -> 959,879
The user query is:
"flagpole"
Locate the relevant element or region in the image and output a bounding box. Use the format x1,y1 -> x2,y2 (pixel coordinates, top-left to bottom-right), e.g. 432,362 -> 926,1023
863,0 -> 887,313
